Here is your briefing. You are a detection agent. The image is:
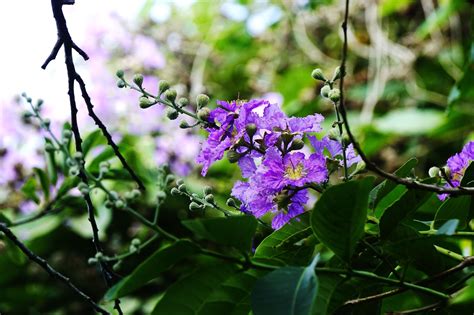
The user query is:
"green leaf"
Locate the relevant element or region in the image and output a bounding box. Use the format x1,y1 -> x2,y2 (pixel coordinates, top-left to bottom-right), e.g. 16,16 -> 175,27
33,168 -> 50,201
56,177 -> 80,197
254,213 -> 316,266
369,158 -> 417,210
251,254 -> 320,315
105,240 -> 199,300
81,130 -> 105,157
311,177 -> 374,262
434,196 -> 470,229
21,176 -> 40,204
182,215 -> 257,252
151,264 -> 242,315
415,0 -> 467,39
436,219 -> 459,235
379,180 -> 434,239
44,138 -> 57,185
312,274 -> 344,315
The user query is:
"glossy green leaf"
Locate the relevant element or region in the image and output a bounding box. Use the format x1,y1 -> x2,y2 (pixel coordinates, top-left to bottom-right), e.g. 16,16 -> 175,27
311,177 -> 374,262
312,274 -> 344,315
33,168 -> 50,201
152,264 -> 243,315
254,213 -> 316,266
251,254 -> 320,315
105,240 -> 199,300
434,196 -> 470,229
182,215 -> 257,252
21,176 -> 39,204
81,130 -> 105,157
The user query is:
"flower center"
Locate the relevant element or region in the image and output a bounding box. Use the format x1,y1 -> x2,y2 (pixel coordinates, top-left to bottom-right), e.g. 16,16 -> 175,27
285,163 -> 305,180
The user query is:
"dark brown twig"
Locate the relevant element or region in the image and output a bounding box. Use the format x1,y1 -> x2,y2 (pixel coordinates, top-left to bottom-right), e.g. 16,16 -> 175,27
0,223 -> 109,315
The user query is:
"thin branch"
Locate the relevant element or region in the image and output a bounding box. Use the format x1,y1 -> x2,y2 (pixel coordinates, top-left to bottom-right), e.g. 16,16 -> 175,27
337,0 -> 474,197
0,223 -> 109,315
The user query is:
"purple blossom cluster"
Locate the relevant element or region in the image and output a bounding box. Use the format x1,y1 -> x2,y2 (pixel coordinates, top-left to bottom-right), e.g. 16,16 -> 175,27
439,141 -> 474,200
197,99 -> 360,229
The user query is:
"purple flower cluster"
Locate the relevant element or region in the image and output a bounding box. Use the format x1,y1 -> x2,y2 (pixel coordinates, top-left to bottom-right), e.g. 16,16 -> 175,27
197,99 -> 359,229
439,141 -> 474,200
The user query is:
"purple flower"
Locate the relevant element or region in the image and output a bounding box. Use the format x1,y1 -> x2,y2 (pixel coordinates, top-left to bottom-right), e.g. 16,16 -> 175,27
438,141 -> 474,200
309,136 -> 361,167
271,189 -> 308,229
196,99 -> 268,175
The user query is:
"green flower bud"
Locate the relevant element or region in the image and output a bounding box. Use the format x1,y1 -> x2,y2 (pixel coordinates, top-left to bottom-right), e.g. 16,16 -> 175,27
328,128 -> 340,140
129,244 -> 138,253
95,252 -> 104,260
320,85 -> 331,98
176,179 -> 184,186
45,143 -> 55,152
166,174 -> 176,184
196,94 -> 210,108
170,187 -> 180,196
87,258 -> 97,265
179,120 -> 190,129
69,166 -> 80,176
166,108 -> 179,120
203,186 -> 212,195
189,202 -> 201,212
311,68 -> 326,81
289,138 -> 305,151
131,189 -> 141,199
331,66 -> 343,82
197,107 -> 211,121
133,74 -> 144,87
328,88 -> 341,102
78,182 -> 88,191
177,97 -> 189,107
23,111 -> 34,119
114,200 -> 125,209
139,96 -> 155,109
227,150 -> 241,163
178,184 -> 187,192
164,89 -> 177,102
116,69 -> 124,78
158,80 -> 170,94
442,166 -> 451,179
131,238 -> 141,246
428,166 -> 440,178
117,80 -> 126,89
62,129 -> 72,139
226,198 -> 236,208
204,194 -> 214,203
156,190 -> 167,201
26,97 -> 32,103
36,99 -> 44,107
99,161 -> 110,169
42,118 -> 51,128
246,123 -> 257,138
73,152 -> 83,160
104,200 -> 114,209
354,160 -> 366,173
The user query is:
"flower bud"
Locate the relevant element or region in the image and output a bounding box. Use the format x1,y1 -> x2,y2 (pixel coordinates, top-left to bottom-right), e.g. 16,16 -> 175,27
164,89 -> 177,102
131,189 -> 141,199
69,166 -> 80,176
328,89 -> 340,102
442,166 -> 451,178
166,174 -> 176,184
139,96 -> 155,109
129,244 -> 138,253
311,68 -> 326,81
197,108 -> 211,121
104,200 -> 114,209
203,186 -> 212,195
227,150 -> 241,163
156,190 -> 167,201
114,200 -> 125,209
62,129 -> 72,139
328,128 -> 340,141
246,123 -> 257,138
204,194 -> 214,203
176,179 -> 184,186
320,85 -> 331,98
179,120 -> 190,129
289,138 -> 305,151
177,97 -> 189,107
95,252 -> 104,260
171,187 -> 180,196
116,69 -> 124,78
36,99 -> 44,108
178,184 -> 187,192
226,198 -> 236,207
73,152 -> 83,161
158,80 -> 170,94
428,166 -> 440,178
45,143 -> 55,152
189,202 -> 201,212
87,258 -> 97,265
331,66 -> 343,82
117,80 -> 126,88
166,108 -> 179,120
131,238 -> 141,246
196,94 -> 210,108
42,119 -> 51,129
133,74 -> 144,87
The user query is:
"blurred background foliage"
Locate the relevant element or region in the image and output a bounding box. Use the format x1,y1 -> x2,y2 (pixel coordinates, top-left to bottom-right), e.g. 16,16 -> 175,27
0,0 -> 473,314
